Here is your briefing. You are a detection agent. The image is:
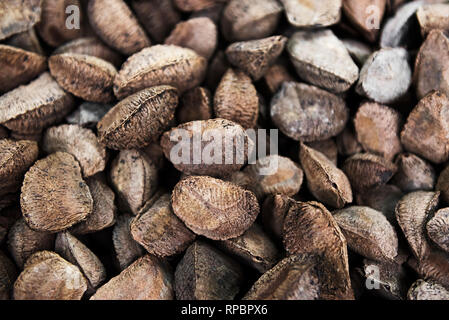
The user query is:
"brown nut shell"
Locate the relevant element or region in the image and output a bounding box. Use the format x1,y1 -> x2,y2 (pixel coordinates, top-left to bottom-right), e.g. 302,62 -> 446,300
0,0 -> 42,41
112,213 -> 144,270
427,208 -> 449,253
176,87 -> 212,124
391,153 -> 436,192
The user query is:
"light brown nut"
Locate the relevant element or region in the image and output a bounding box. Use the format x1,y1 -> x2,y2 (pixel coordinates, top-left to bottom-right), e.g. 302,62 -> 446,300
98,86 -> 178,150
336,126 -> 363,157
109,150 -> 158,215
20,152 -> 93,233
55,232 -> 106,290
271,82 -> 349,142
91,255 -> 173,300
342,39 -> 372,66
53,37 -> 123,67
217,223 -> 279,273
287,30 -> 359,93
176,87 -> 212,124
427,208 -> 449,253
221,0 -> 283,41
161,119 -> 251,177
13,251 -> 88,300
7,218 -> 55,268
0,139 -> 39,196
214,69 -> 259,129
112,213 -> 144,271
342,0 -> 386,42
437,164 -> 449,205
282,201 -> 354,300
70,175 -> 116,235
0,250 -> 17,300
414,250 -> 449,288
131,0 -> 181,43
264,62 -> 295,94
244,155 -> 304,199
391,153 -> 436,192
354,102 -> 403,160
0,72 -> 75,134
395,191 -> 440,260
66,102 -> 112,128
5,28 -> 44,55
174,241 -> 244,300
417,4 -> 449,36
0,0 -> 42,41
281,0 -> 342,28
114,45 -> 207,99
88,0 -> 150,55
0,45 -> 46,94
171,175 -> 259,240
408,279 -> 449,300
243,254 -> 320,300
130,194 -> 196,257
261,194 -> 296,239
300,143 -> 352,208
48,53 -> 117,103
401,91 -> 449,164
225,36 -> 287,81
43,124 -> 107,177
413,30 -> 449,100
342,153 -> 397,193
174,0 -> 226,11
165,17 -> 217,60
333,206 -> 398,263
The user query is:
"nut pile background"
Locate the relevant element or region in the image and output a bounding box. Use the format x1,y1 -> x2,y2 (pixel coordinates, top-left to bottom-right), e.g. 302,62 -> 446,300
1,0 -> 449,300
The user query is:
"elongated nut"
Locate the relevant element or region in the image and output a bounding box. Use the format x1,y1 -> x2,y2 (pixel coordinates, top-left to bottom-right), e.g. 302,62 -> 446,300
174,241 -> 244,300
91,255 -> 173,300
98,86 -> 178,150
20,152 -> 93,233
176,87 -> 212,123
281,0 -> 342,28
408,279 -> 449,300
300,143 -> 352,208
114,45 -> 207,99
171,175 -> 259,240
0,0 -> 42,41
88,0 -> 150,55
13,251 -> 88,300
417,4 -> 449,37
391,153 -> 436,192
43,124 -> 107,177
427,208 -> 449,253
112,213 -> 144,270
271,82 -> 349,142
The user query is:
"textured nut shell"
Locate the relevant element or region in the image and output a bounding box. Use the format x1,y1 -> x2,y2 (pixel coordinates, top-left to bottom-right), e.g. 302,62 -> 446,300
176,87 -> 212,123
417,4 -> 449,36
20,152 -> 93,233
0,139 -> 39,196
55,232 -> 106,289
271,82 -> 349,142
391,153 -> 436,192
261,194 -> 296,239
88,0 -> 150,55
112,213 -> 144,270
333,206 -> 398,262
214,69 -> 259,129
130,194 -> 196,257
0,251 -> 17,300
300,143 -> 352,208
98,86 -> 178,150
0,44 -> 46,94
342,0 -> 386,42
7,218 -> 55,268
13,251 -> 88,300
171,175 -> 259,240
0,72 -> 75,134
91,255 -> 173,300
415,250 -> 449,288
114,45 -> 207,99
264,63 -> 295,94
43,124 -> 107,177
282,0 -> 341,27
427,208 -> 449,253
408,279 -> 449,300
49,53 -> 117,103
5,28 -> 44,55
0,0 -> 42,41
174,241 -> 244,300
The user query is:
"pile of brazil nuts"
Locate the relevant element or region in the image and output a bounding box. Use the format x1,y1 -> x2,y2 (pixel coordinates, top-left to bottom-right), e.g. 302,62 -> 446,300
2,0 -> 449,300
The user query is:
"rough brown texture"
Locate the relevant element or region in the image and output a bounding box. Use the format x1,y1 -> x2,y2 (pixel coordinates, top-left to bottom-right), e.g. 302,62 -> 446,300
225,36 -> 287,81
20,152 -> 93,233
90,255 -> 173,300
391,153 -> 436,192
88,0 -> 150,55
306,139 -> 338,165
114,45 -> 207,99
271,82 -> 349,142
437,164 -> 449,204
427,208 -> 449,253
171,175 -> 259,240
343,0 -> 386,42
282,0 -> 342,28
0,251 -> 17,300
417,4 -> 449,36
49,53 -> 117,103
112,213 -> 144,270
264,63 -> 295,94
174,241 -> 244,300
109,149 -> 158,215
176,87 -> 212,123
43,124 -> 107,177
408,279 -> 449,300
0,0 -> 42,41
0,72 -> 75,134
214,69 -> 259,129
13,251 -> 88,300
0,139 -> 39,196
98,86 -> 178,150
401,91 -> 449,164
130,194 -> 196,257
5,28 -> 44,55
